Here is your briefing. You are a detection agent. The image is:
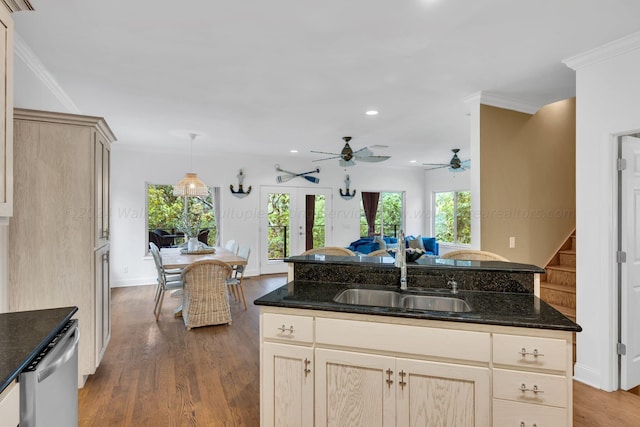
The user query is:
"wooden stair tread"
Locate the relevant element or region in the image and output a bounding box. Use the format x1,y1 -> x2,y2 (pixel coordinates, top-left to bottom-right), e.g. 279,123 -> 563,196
559,249 -> 576,255
540,281 -> 576,293
549,303 -> 576,320
545,264 -> 576,273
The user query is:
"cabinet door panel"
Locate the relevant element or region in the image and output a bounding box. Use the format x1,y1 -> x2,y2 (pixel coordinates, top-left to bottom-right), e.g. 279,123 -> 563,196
397,358 -> 490,427
315,348 -> 395,427
262,342 -> 313,427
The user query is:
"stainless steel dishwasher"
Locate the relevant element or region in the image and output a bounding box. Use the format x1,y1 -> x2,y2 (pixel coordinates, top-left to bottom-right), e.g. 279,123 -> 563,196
19,319 -> 79,427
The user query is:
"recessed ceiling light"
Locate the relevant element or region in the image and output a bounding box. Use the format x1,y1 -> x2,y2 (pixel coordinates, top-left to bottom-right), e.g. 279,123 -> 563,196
290,149 -> 298,153
410,160 -> 417,163
365,110 -> 379,116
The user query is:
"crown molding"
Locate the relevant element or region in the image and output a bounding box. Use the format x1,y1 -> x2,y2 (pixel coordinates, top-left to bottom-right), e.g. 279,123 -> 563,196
463,91 -> 539,115
1,0 -> 34,12
14,31 -> 81,114
563,31 -> 640,70
14,108 -> 116,142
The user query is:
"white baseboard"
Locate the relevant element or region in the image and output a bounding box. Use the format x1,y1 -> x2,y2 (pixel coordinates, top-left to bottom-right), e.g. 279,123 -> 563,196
111,277 -> 155,288
573,363 -> 603,390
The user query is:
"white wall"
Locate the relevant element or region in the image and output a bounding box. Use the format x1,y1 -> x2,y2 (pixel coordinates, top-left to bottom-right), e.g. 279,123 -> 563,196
423,167 -> 471,255
565,33 -> 640,391
111,146 -> 425,287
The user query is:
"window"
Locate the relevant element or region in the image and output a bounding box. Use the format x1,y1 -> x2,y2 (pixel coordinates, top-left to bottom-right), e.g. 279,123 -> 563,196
360,192 -> 403,238
434,191 -> 471,245
147,184 -> 219,250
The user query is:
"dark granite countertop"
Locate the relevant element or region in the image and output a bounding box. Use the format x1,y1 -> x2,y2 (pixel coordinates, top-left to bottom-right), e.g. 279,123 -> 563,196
0,306 -> 78,393
254,281 -> 581,332
285,254 -> 546,274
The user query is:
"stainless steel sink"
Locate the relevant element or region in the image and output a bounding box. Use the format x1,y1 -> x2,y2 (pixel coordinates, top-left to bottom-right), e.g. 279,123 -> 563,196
333,289 -> 402,308
401,295 -> 471,312
333,288 -> 471,312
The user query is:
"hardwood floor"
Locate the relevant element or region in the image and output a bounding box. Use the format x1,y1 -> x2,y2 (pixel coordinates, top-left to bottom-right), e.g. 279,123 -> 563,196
79,274 -> 640,426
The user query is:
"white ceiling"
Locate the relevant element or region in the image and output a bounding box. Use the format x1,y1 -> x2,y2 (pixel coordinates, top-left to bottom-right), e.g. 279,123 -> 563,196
11,0 -> 640,167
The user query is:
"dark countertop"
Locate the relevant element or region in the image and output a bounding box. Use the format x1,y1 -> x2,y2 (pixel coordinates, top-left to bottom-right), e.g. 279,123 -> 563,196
254,281 -> 581,332
0,306 -> 78,393
285,254 -> 546,273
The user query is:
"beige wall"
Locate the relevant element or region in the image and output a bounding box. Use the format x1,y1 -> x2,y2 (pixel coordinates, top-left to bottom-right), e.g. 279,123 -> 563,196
479,98 -> 575,267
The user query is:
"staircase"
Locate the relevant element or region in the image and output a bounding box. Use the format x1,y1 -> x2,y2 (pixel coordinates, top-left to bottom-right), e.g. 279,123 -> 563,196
540,233 -> 576,361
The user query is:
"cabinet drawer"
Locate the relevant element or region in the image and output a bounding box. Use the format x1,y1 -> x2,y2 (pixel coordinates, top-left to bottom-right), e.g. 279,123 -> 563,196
493,399 -> 567,427
493,368 -> 567,408
493,334 -> 567,371
316,317 -> 490,363
262,313 -> 313,343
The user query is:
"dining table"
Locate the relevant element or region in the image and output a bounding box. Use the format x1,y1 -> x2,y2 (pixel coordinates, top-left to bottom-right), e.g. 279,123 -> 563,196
161,246 -> 247,269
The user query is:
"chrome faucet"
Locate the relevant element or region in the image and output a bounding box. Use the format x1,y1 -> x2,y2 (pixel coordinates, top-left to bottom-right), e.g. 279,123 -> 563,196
397,230 -> 407,290
448,279 -> 458,294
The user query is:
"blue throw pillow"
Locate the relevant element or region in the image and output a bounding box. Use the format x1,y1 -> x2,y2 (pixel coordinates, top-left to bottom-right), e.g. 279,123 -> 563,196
422,237 -> 437,253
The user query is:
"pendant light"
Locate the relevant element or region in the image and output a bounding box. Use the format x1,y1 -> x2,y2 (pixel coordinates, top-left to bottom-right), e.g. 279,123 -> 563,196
173,133 -> 209,197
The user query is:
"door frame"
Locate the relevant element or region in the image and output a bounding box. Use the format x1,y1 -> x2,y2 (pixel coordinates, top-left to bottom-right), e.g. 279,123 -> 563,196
259,185 -> 333,275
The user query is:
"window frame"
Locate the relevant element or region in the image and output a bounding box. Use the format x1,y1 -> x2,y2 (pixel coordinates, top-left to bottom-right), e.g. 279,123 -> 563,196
433,190 -> 471,246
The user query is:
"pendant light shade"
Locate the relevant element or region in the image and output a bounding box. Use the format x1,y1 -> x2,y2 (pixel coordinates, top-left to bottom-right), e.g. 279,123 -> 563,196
173,172 -> 209,197
173,133 -> 209,197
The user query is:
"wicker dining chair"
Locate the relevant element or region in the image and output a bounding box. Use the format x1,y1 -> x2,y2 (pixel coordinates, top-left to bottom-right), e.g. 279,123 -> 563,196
300,246 -> 356,256
440,249 -> 510,261
181,260 -> 233,330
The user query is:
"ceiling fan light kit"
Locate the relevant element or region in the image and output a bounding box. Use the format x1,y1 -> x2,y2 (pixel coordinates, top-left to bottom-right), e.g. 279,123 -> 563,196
312,136 -> 390,167
423,148 -> 470,173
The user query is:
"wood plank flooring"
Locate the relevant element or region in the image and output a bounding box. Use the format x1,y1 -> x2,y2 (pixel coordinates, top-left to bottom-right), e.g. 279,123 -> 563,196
79,274 -> 640,426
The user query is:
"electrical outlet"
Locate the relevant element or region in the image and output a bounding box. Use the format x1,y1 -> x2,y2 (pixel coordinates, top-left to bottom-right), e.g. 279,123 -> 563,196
509,237 -> 515,249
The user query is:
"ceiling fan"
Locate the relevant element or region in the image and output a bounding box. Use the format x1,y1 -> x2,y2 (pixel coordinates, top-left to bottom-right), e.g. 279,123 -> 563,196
311,136 -> 391,167
423,148 -> 470,172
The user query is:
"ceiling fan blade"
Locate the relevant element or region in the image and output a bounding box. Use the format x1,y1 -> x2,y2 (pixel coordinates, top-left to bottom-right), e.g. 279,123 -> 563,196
312,155 -> 341,162
423,164 -> 450,171
422,163 -> 449,166
311,150 -> 340,156
339,158 -> 356,167
357,155 -> 390,163
353,147 -> 373,157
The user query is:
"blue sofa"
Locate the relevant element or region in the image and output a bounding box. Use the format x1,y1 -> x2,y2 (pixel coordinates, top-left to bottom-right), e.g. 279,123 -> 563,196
404,235 -> 439,256
347,235 -> 439,256
347,236 -> 398,254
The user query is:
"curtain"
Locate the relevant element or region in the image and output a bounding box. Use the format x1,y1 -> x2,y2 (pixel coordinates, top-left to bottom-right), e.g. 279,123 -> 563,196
361,192 -> 380,237
305,195 -> 316,250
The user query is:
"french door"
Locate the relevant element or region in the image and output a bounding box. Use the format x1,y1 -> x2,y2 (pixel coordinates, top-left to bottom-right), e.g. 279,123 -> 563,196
620,135 -> 640,389
260,186 -> 332,275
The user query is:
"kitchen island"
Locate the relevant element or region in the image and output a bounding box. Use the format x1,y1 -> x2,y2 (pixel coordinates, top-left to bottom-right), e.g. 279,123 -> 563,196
0,306 -> 78,424
255,255 -> 580,427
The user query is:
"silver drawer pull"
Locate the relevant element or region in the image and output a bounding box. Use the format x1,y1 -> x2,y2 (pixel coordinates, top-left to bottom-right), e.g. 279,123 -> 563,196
277,324 -> 294,334
520,423 -> 537,427
520,383 -> 544,394
519,347 -> 544,357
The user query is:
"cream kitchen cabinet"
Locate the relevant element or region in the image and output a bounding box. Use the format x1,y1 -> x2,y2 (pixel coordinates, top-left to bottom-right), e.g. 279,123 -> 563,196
262,342 -> 314,427
9,109 -> 116,385
315,348 -> 490,427
492,333 -> 572,427
0,380 -> 19,427
260,307 -> 574,427
261,313 -> 314,427
0,4 -> 14,217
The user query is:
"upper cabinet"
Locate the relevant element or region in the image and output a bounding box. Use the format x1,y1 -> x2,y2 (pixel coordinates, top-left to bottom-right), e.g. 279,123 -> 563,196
0,5 -> 13,217
0,1 -> 34,217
